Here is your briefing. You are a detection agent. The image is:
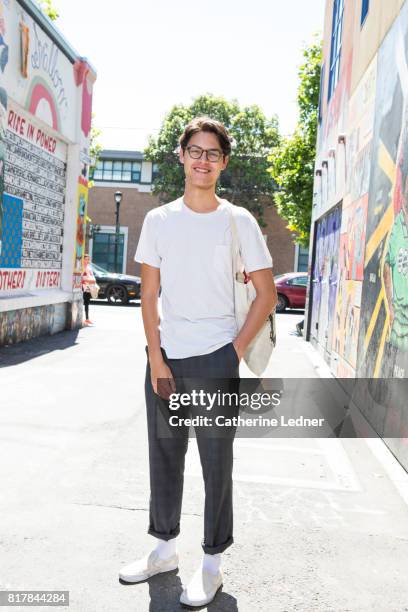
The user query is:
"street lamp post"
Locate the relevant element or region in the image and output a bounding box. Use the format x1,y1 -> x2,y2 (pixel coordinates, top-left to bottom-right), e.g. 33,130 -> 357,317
114,191 -> 122,273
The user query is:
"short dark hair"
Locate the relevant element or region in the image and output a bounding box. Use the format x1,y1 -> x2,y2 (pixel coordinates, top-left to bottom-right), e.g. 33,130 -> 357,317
179,116 -> 232,157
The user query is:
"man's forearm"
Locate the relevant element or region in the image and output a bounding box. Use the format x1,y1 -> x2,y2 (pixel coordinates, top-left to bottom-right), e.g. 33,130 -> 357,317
141,294 -> 163,363
234,291 -> 277,354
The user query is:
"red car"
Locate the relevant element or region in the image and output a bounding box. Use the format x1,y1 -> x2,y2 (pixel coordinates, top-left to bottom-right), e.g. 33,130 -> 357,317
274,272 -> 308,312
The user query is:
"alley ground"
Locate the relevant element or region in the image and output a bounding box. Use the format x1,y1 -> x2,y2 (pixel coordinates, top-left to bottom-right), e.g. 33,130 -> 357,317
0,303 -> 408,612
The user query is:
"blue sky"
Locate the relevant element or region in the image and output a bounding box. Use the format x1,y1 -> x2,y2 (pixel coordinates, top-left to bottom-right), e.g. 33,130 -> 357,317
55,0 -> 326,151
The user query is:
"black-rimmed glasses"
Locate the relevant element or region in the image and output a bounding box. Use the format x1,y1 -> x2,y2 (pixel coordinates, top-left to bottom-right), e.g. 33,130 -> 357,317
186,145 -> 223,162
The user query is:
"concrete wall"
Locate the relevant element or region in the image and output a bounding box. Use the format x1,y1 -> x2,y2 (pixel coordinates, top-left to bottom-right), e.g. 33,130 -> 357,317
0,301 -> 68,345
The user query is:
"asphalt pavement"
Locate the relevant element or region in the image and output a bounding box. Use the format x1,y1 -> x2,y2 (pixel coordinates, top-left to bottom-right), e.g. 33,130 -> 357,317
0,302 -> 408,612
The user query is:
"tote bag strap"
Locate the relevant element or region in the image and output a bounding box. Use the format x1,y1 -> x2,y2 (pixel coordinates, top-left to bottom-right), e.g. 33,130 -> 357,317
225,201 -> 246,282
225,203 -> 242,333
226,202 -> 239,277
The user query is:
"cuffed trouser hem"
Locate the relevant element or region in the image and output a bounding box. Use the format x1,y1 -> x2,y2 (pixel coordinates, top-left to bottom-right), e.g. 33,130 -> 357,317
148,525 -> 180,541
202,536 -> 234,555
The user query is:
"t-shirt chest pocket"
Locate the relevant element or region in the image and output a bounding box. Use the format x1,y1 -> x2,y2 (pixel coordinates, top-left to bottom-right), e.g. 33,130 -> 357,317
213,244 -> 232,277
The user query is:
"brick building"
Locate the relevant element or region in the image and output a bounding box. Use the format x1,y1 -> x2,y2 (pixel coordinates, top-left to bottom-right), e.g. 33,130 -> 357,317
88,149 -> 304,276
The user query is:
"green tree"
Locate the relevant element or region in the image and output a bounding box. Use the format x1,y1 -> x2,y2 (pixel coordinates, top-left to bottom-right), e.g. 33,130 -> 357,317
86,118 -> 102,235
144,94 -> 279,221
268,36 -> 322,245
38,0 -> 59,20
88,115 -> 102,189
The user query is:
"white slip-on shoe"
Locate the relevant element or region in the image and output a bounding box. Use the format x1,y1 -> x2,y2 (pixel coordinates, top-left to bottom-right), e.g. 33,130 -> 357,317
180,566 -> 223,607
119,550 -> 179,583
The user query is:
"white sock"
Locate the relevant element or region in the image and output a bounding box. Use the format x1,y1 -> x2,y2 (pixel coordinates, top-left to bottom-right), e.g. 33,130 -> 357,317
202,553 -> 221,575
154,537 -> 177,560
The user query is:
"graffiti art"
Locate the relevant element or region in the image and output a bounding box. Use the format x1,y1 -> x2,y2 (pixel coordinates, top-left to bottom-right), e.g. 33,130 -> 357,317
357,8 -> 408,379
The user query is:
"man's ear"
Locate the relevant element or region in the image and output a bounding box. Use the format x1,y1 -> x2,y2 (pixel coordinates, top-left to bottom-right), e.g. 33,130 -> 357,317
179,147 -> 185,164
222,155 -> 230,171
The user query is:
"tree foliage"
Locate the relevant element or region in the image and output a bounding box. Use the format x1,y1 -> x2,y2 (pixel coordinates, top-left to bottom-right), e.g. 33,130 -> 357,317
144,94 -> 279,220
268,36 -> 322,245
89,115 -> 102,188
38,0 -> 59,21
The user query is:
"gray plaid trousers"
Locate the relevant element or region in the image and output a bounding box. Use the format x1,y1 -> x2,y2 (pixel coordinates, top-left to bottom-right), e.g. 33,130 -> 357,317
144,341 -> 240,554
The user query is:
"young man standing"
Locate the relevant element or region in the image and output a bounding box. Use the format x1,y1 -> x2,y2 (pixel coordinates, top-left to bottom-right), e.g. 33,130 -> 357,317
119,117 -> 277,606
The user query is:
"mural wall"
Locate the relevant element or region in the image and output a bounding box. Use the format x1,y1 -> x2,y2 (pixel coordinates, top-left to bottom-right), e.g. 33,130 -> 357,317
0,0 -> 95,343
310,204 -> 342,360
308,39 -> 353,370
307,2 -> 408,468
309,2 -> 408,382
357,11 -> 408,380
1,103 -> 66,291
329,56 -> 377,377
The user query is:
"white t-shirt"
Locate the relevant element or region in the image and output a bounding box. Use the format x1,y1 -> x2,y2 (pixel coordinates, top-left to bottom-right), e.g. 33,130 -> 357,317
134,197 -> 273,358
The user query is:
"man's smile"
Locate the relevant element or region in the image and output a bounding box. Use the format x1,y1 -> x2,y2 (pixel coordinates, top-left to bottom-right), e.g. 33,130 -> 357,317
193,165 -> 211,174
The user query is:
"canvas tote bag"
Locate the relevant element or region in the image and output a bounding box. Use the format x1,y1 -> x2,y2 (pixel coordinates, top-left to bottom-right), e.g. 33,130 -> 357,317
227,203 -> 276,376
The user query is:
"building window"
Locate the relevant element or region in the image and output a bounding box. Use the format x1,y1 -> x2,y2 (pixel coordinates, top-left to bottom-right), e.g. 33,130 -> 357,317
296,245 -> 309,272
361,0 -> 369,25
91,160 -> 142,183
122,162 -> 131,181
92,232 -> 125,272
328,0 -> 344,101
152,163 -> 159,182
131,161 -> 142,183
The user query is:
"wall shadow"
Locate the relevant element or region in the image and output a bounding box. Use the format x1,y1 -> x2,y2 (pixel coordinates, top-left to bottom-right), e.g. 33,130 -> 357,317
0,328 -> 80,368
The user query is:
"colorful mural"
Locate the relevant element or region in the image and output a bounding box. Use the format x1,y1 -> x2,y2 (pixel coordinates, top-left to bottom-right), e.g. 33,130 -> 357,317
26,76 -> 61,131
0,0 -> 8,259
3,1 -> 77,142
0,0 -> 96,346
73,59 -> 93,138
71,59 -> 95,290
0,103 -> 67,294
308,3 -> 408,467
73,179 -> 88,290
357,6 -> 408,379
310,205 -> 342,358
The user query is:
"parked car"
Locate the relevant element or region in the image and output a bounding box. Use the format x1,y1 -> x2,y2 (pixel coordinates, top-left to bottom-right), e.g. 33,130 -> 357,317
274,272 -> 308,313
90,263 -> 141,304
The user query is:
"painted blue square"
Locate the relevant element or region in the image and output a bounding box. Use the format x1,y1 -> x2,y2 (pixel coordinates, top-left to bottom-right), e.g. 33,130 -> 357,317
0,193 -> 23,268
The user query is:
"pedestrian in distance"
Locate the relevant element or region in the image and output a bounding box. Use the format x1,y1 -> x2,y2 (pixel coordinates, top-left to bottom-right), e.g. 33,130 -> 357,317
81,253 -> 96,326
119,116 -> 278,607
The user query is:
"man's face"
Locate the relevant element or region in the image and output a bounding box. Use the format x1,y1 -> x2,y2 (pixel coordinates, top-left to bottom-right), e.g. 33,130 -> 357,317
179,131 -> 229,190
